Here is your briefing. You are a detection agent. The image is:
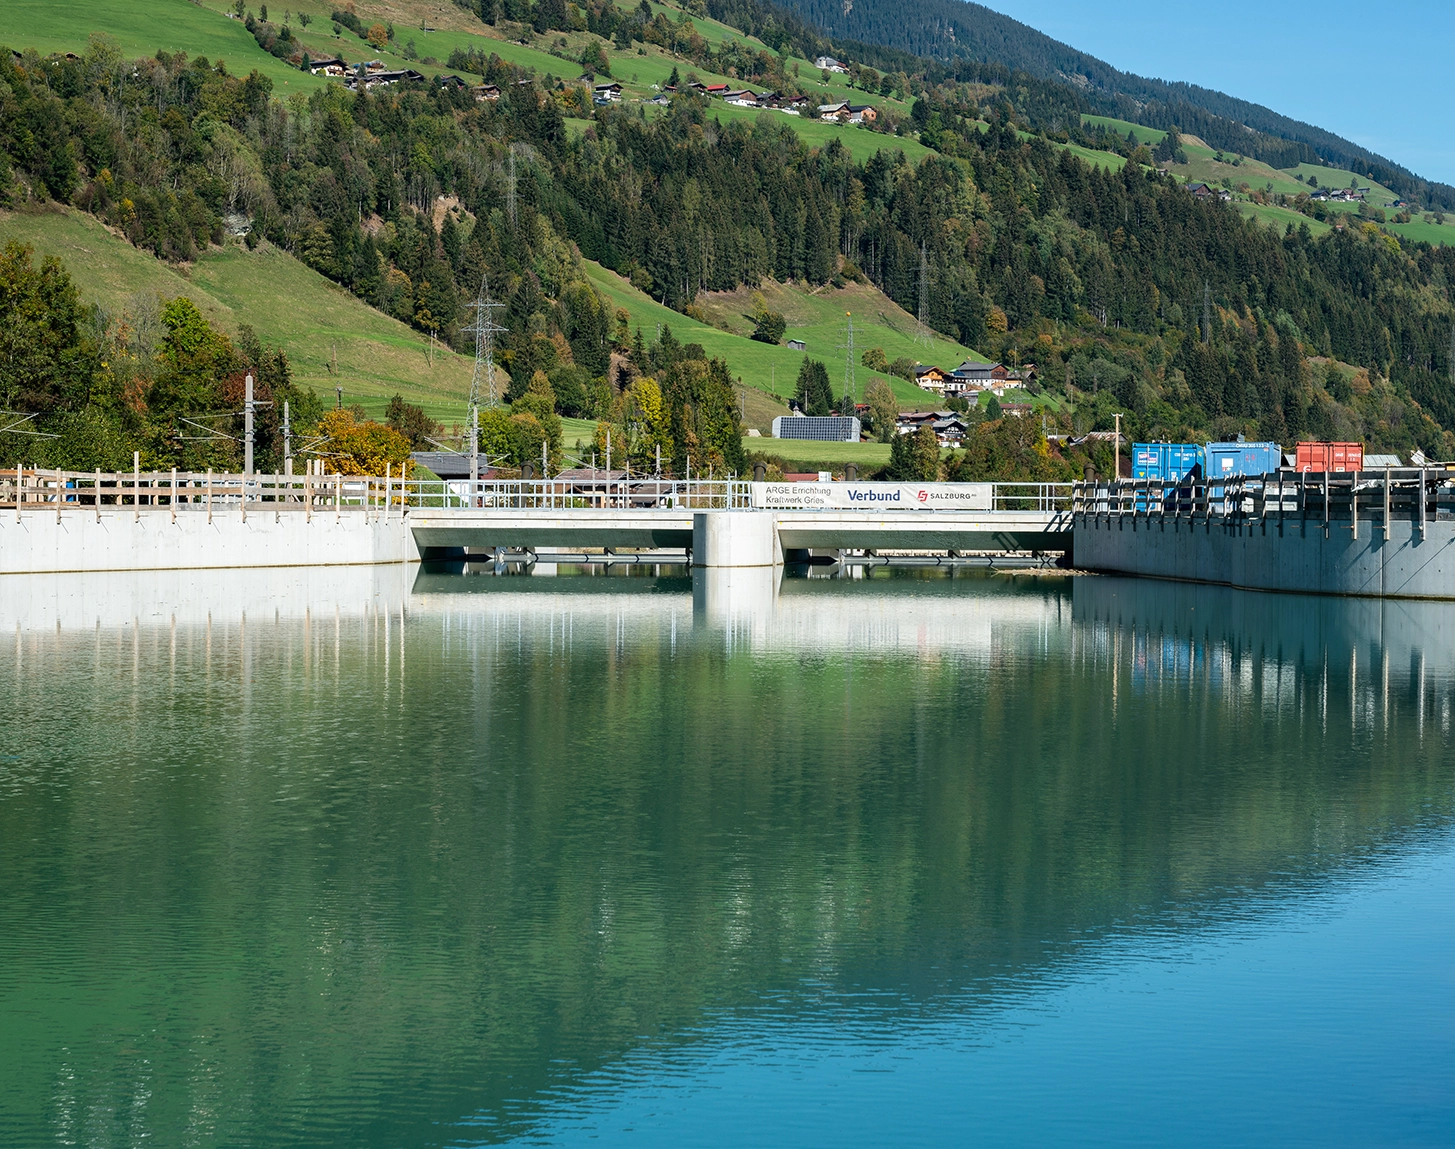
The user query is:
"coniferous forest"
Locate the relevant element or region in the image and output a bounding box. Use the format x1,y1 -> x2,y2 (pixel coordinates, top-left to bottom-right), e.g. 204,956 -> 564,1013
2,0 -> 1454,477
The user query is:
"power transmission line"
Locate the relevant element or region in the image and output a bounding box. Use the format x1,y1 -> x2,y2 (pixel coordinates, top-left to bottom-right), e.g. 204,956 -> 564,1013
463,275 -> 507,413
462,274 -> 507,486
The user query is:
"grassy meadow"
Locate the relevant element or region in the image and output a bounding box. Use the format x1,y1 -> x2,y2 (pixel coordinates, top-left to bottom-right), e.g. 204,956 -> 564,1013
0,206 -> 475,422
3,0 -> 327,94
582,262 -> 978,409
1078,116 -> 1455,248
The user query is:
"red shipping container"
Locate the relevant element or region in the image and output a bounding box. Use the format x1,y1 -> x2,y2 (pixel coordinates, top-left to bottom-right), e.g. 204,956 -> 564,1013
1296,441 -> 1363,473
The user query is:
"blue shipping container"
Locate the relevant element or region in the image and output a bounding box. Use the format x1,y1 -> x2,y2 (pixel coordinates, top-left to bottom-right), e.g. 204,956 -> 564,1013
1131,443 -> 1205,483
1204,442 -> 1281,480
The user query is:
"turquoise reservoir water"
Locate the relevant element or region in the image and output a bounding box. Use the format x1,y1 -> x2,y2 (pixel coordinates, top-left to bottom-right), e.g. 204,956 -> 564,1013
1,567 -> 1453,1146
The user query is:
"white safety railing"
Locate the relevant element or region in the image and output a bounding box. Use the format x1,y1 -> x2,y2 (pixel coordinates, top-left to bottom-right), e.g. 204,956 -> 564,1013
0,468 -> 751,515
989,483 -> 1073,513
3,468 -> 1070,517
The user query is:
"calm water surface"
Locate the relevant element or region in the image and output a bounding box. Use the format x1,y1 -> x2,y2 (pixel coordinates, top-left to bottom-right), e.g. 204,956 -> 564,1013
1,565 -> 1453,1146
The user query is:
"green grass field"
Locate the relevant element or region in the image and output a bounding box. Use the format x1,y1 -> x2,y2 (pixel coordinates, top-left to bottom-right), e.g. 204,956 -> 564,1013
1236,200 -> 1333,237
745,437 -> 893,467
3,0 -> 327,94
1078,115 -> 1455,248
695,278 -> 979,400
1082,115 -> 1167,147
582,262 -> 982,411
0,206 -> 475,421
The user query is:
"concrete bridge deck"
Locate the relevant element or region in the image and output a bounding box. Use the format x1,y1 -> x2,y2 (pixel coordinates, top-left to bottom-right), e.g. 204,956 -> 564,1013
0,471 -> 1071,573
407,506 -> 1071,559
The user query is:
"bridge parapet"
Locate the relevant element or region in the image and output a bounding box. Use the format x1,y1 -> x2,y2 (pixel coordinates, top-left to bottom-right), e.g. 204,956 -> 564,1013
1072,469 -> 1455,536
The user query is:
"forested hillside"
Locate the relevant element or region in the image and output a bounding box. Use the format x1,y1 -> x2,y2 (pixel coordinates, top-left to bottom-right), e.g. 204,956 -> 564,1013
2,8 -> 1455,472
770,0 -> 1455,213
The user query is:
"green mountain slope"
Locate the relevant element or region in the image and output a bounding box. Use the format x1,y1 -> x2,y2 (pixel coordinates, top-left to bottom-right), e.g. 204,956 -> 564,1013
6,0 -> 327,94
770,0 -> 1455,211
0,206 -> 473,420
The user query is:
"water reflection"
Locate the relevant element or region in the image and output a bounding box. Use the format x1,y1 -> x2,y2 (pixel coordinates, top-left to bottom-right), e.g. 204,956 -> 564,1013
0,568 -> 1452,1147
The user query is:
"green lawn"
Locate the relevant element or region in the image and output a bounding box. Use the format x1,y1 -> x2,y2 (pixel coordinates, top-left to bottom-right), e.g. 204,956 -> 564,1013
0,206 -> 475,421
3,0 -> 327,95
746,437 -> 893,467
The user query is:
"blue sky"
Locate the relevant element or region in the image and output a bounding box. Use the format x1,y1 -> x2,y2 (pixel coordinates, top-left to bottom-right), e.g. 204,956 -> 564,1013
975,0 -> 1455,185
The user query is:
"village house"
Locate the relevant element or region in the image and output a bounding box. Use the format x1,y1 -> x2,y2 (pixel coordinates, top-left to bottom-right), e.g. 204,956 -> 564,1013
817,101 -> 851,120
895,411 -> 971,446
846,104 -> 877,124
1187,182 -> 1233,203
593,81 -> 623,103
947,361 -> 1012,396
724,89 -> 758,107
473,83 -> 501,101
307,57 -> 349,77
913,365 -> 949,394
814,55 -> 849,73
345,69 -> 426,90
786,339 -> 807,351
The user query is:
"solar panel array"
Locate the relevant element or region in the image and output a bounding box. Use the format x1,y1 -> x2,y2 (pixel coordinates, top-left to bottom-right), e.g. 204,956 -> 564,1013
771,416 -> 862,442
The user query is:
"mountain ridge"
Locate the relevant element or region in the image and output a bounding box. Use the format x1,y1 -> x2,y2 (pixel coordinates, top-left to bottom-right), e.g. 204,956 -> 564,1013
770,0 -> 1455,211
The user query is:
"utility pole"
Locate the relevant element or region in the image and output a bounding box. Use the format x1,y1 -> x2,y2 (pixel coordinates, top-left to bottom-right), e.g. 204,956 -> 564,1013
335,385 -> 342,410
839,310 -> 855,408
469,404 -> 479,486
244,372 -> 255,477
283,400 -> 292,474
1114,412 -> 1122,479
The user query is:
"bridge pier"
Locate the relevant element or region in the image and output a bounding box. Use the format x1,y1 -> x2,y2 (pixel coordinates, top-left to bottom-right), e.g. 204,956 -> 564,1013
691,511 -> 780,568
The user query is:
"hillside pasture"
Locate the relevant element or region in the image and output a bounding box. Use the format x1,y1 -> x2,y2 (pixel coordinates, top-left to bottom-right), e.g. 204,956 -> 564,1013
5,0 -> 327,93
0,206 -> 475,422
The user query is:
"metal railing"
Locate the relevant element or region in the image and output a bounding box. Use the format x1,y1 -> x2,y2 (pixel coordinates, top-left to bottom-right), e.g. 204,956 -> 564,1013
3,468 -> 1071,518
0,468 -> 752,516
410,477 -> 751,510
988,483 -> 1074,513
1073,469 -> 1455,539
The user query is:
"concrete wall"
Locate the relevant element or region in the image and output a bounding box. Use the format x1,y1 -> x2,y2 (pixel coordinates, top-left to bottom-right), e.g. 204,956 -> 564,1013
1073,514 -> 1455,599
0,508 -> 419,575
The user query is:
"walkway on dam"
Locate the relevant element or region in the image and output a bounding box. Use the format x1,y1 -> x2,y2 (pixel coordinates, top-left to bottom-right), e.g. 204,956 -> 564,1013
0,469 -> 1071,573
404,478 -> 1072,563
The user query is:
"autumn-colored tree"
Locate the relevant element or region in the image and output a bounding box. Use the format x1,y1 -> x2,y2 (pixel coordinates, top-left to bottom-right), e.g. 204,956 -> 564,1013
367,23 -> 389,49
314,409 -> 413,475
